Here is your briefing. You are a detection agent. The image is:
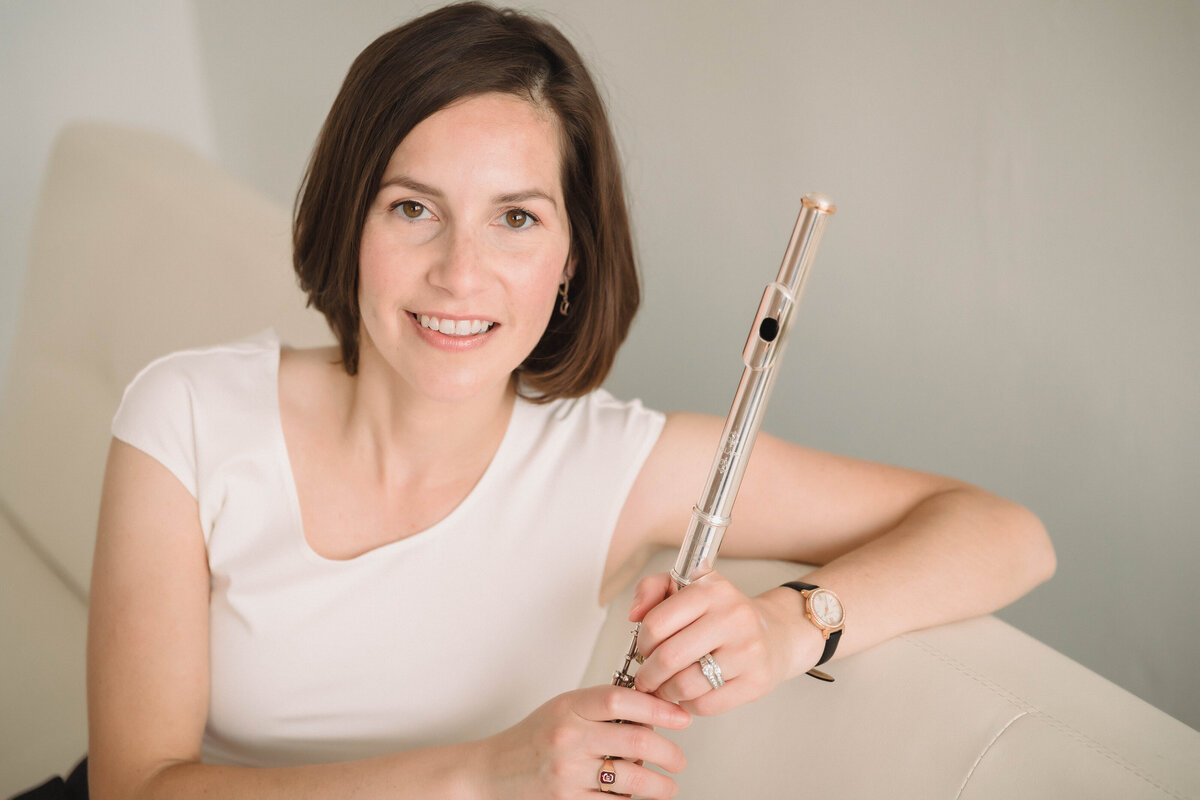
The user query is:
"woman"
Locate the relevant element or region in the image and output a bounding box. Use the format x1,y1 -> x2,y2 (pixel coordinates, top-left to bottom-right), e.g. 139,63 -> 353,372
86,3 -> 1055,798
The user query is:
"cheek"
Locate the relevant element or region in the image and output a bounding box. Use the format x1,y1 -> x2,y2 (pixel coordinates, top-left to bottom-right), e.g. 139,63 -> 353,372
519,255 -> 569,318
356,254 -> 402,339
358,261 -> 387,301
356,267 -> 383,325
357,234 -> 404,309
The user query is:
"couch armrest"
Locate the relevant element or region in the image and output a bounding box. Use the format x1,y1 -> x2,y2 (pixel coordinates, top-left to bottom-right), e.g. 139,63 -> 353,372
585,550 -> 1200,798
0,511 -> 88,797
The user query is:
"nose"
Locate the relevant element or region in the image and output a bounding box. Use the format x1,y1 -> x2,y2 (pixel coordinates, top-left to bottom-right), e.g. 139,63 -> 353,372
428,224 -> 485,296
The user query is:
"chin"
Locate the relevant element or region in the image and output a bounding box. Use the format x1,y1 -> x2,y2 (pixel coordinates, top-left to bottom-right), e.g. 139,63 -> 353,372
409,367 -> 515,406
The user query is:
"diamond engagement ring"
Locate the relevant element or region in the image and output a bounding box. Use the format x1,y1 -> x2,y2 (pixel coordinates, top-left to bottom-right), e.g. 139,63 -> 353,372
699,652 -> 725,689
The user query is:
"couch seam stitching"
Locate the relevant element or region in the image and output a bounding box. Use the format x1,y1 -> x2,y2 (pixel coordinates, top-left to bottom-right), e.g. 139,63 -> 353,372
954,709 -> 1029,800
902,633 -> 1187,800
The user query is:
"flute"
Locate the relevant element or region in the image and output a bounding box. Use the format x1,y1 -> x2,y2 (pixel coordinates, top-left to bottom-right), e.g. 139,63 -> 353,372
613,192 -> 835,689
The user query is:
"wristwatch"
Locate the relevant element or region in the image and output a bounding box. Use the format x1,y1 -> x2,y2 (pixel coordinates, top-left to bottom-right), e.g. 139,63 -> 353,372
782,581 -> 845,682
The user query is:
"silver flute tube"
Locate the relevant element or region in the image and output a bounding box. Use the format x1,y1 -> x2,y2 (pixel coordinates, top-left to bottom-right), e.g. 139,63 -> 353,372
671,192 -> 836,587
610,193 -> 835,691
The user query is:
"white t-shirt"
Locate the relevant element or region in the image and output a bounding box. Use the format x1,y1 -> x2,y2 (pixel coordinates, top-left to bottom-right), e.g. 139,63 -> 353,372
111,329 -> 665,767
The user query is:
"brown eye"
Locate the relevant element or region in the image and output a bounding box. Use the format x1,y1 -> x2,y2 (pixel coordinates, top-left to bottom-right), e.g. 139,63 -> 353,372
398,201 -> 425,219
504,209 -> 532,229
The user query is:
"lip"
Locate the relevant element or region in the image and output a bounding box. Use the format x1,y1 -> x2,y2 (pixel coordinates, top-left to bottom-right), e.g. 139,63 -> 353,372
407,311 -> 499,352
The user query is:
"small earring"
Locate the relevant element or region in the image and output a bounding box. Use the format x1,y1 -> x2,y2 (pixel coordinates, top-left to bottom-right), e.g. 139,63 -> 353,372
558,277 -> 570,315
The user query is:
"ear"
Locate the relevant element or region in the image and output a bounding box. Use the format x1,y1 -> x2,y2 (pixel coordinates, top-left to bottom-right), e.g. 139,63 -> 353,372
562,254 -> 576,283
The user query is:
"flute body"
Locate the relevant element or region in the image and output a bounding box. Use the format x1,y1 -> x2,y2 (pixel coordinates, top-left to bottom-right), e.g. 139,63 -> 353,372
612,192 -> 835,689
672,192 -> 835,587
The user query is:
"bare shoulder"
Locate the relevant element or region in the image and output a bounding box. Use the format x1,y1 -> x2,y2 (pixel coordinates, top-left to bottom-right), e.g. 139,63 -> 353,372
627,411 -> 719,507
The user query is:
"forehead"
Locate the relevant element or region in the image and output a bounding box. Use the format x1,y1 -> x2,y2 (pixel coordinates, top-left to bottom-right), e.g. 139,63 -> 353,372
383,92 -> 565,198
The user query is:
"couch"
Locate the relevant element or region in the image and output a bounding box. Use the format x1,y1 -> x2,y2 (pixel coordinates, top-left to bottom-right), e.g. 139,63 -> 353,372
2,123 -> 1198,798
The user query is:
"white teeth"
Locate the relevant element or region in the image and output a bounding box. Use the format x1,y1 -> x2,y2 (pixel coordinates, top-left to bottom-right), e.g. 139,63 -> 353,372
418,314 -> 494,337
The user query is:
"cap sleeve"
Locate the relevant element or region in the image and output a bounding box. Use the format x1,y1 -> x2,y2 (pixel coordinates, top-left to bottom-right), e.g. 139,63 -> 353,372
111,352 -> 200,499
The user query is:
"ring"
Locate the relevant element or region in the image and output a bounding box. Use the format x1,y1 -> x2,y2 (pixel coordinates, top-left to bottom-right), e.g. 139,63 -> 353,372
699,652 -> 725,689
598,758 -> 618,792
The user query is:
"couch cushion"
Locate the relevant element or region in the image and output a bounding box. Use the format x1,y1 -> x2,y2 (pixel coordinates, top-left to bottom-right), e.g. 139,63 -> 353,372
0,511 -> 88,797
0,122 -> 331,596
958,711 -> 1188,799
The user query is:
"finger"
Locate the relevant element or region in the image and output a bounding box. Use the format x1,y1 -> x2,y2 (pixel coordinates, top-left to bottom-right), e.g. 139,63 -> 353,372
573,685 -> 692,731
654,648 -> 736,705
593,721 -> 687,775
635,572 -> 737,656
628,572 -> 674,622
592,756 -> 680,799
678,677 -> 763,717
634,612 -> 730,694
635,591 -> 707,660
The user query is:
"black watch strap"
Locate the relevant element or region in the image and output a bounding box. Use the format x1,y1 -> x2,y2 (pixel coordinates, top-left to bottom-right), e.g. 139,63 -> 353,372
782,581 -> 842,678
817,629 -> 842,667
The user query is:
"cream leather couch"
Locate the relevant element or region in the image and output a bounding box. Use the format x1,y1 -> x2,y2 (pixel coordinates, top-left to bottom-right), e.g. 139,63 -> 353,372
2,123 -> 1198,798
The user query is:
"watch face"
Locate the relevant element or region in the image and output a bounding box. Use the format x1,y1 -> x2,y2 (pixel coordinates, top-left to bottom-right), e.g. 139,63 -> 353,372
809,589 -> 845,628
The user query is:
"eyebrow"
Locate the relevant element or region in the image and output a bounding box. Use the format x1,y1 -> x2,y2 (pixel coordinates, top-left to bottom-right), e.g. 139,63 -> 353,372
495,189 -> 558,209
379,175 -> 559,209
379,175 -> 443,198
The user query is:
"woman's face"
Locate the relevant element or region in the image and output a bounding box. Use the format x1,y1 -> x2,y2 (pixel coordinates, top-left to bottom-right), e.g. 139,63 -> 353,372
357,92 -> 572,405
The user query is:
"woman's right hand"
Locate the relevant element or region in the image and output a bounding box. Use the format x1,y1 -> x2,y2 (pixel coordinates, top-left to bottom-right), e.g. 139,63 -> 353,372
476,685 -> 691,799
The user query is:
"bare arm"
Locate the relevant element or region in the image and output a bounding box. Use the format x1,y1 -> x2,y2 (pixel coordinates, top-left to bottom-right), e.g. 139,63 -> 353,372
88,439 -> 688,799
614,413 -> 1055,714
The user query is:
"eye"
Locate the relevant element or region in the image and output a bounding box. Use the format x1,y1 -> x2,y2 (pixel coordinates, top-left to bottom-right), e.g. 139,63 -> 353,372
502,208 -> 538,230
393,200 -> 430,220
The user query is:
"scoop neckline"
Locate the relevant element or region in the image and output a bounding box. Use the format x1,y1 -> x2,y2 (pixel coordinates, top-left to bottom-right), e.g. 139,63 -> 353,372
264,331 -> 527,566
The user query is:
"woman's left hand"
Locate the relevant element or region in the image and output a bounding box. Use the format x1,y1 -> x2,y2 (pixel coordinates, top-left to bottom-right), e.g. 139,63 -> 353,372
628,571 -> 822,716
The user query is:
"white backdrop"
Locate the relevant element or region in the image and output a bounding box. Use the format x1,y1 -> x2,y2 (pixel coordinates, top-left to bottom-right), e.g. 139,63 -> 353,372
2,0 -> 1197,730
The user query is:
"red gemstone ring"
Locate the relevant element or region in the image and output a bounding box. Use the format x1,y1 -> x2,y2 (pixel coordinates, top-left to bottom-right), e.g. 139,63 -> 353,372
598,758 -> 618,792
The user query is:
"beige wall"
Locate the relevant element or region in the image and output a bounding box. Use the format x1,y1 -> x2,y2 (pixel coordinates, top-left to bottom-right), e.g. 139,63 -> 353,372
3,0 -> 1198,729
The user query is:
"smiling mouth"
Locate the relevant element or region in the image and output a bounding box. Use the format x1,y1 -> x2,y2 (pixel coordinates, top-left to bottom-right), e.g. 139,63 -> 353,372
414,313 -> 496,337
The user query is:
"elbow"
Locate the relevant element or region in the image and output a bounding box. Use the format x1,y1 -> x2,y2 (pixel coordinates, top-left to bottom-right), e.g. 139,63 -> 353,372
88,757 -> 194,800
1009,500 -> 1056,589
950,485 -> 1055,595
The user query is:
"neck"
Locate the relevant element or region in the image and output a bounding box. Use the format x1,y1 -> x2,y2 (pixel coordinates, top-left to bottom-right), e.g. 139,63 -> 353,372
339,347 -> 517,492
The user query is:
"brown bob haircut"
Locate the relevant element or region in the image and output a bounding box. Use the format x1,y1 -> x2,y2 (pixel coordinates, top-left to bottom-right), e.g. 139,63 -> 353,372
293,2 -> 639,401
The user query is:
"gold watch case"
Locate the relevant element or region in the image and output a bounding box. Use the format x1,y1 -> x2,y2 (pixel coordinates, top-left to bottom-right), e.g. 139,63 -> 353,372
800,587 -> 846,639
